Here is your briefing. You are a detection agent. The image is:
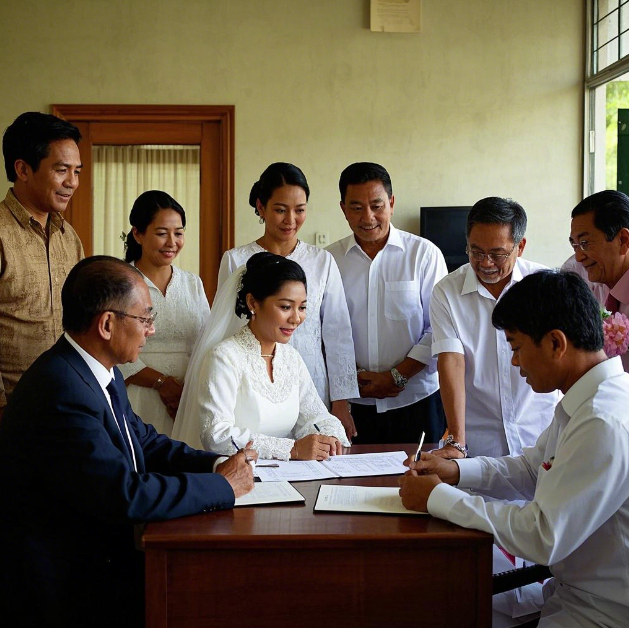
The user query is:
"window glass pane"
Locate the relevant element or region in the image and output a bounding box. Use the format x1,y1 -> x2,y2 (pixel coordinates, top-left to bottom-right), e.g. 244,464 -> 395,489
589,72 -> 629,193
598,10 -> 619,48
621,4 -> 629,33
598,0 -> 619,20
597,37 -> 620,71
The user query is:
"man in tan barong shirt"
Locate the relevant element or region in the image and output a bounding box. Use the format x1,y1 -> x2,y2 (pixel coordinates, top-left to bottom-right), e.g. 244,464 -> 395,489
0,112 -> 84,420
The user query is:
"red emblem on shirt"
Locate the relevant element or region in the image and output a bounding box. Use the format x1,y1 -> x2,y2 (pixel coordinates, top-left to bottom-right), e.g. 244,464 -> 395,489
541,457 -> 554,471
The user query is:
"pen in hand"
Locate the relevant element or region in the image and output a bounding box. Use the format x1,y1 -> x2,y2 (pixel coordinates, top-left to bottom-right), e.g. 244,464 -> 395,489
414,431 -> 426,463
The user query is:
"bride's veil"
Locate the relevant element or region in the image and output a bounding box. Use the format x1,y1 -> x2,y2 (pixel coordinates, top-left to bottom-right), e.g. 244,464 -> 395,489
172,266 -> 248,449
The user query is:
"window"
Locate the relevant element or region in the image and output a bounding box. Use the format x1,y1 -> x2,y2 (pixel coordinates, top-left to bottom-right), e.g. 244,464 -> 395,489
585,1 -> 629,194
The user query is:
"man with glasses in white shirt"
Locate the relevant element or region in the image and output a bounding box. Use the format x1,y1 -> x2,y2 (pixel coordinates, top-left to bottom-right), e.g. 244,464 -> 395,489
400,270 -> 629,628
569,190 -> 629,371
327,162 -> 448,444
429,197 -> 558,459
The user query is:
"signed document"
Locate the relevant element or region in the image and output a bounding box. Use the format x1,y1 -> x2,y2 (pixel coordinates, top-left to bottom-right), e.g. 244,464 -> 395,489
234,481 -> 305,507
255,451 -> 409,482
313,485 -> 428,516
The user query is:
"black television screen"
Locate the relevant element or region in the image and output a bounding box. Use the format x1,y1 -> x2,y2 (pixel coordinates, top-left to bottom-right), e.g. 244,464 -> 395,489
420,206 -> 471,273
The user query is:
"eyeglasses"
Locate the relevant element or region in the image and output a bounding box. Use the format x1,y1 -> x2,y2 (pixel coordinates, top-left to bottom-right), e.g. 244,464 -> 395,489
466,245 -> 516,265
569,239 -> 594,252
109,310 -> 157,328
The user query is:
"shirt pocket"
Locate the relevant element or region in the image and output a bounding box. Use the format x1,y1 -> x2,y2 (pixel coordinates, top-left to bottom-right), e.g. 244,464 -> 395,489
384,280 -> 419,321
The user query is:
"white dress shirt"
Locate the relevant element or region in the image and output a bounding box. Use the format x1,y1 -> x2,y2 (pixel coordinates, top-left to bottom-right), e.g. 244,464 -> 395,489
427,357 -> 629,628
430,259 -> 558,457
218,241 -> 359,405
327,226 -> 448,412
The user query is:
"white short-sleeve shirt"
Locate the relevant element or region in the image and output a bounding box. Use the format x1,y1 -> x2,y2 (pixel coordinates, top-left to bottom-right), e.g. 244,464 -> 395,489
430,259 -> 559,457
327,226 -> 448,412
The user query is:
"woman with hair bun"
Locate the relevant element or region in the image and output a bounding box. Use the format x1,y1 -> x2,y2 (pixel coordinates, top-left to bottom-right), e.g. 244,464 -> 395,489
216,163 -> 359,440
118,190 -> 210,436
174,252 -> 350,458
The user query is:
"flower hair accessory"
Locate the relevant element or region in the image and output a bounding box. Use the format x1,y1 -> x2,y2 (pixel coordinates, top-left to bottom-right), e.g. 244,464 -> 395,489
236,268 -> 246,294
120,231 -> 129,250
601,308 -> 629,358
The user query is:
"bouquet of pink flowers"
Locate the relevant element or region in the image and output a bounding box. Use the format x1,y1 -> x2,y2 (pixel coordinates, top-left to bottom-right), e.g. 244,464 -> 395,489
602,310 -> 629,358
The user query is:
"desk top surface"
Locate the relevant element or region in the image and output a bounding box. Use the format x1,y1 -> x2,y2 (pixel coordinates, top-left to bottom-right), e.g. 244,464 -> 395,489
143,444 -> 492,550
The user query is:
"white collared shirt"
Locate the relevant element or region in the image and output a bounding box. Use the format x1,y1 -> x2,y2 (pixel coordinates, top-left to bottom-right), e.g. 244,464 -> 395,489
64,333 -> 137,470
428,357 -> 629,627
327,225 -> 447,412
429,259 -> 558,457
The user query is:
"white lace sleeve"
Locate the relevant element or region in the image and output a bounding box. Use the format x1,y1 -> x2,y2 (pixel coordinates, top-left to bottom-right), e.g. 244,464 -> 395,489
293,353 -> 351,446
320,254 -> 360,401
198,343 -> 296,460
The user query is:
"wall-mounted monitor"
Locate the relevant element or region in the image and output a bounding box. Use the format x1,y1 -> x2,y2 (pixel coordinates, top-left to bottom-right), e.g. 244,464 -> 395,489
420,206 -> 471,273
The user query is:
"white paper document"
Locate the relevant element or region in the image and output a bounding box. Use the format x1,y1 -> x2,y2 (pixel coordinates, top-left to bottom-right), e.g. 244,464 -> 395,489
234,481 -> 305,507
255,450 -> 409,482
313,484 -> 428,516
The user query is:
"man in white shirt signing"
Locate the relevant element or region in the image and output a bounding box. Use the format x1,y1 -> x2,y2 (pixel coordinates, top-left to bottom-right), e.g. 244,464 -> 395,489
429,197 -> 558,459
399,270 -> 629,628
327,162 -> 448,444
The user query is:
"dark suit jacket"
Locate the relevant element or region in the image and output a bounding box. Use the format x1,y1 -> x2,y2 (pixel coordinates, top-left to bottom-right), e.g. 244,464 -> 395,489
0,336 -> 234,628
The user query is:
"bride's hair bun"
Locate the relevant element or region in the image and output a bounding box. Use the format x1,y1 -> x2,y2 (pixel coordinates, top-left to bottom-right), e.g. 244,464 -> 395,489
235,252 -> 307,319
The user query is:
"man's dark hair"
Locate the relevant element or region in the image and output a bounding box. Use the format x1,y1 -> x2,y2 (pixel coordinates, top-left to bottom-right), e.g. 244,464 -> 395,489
466,197 -> 527,244
492,270 -> 604,351
3,112 -> 82,182
235,252 -> 307,319
62,256 -> 142,334
339,162 -> 392,202
571,190 -> 629,241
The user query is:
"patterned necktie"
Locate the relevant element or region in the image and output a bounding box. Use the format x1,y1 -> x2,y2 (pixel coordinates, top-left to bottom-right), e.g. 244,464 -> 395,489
106,379 -> 135,467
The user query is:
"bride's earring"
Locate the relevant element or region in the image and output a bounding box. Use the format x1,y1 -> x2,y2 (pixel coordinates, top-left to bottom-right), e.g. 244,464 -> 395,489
250,310 -> 256,319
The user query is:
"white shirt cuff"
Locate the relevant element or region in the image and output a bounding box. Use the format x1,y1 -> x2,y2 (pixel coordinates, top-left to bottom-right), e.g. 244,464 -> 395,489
455,457 -> 484,489
431,338 -> 465,355
212,456 -> 229,472
427,482 -> 469,519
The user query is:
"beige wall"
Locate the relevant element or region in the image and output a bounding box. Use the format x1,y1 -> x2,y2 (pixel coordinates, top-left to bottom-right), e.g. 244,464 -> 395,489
0,0 -> 583,267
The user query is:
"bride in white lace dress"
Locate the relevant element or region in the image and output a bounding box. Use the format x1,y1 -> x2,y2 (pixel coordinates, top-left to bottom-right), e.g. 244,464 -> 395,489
118,191 -> 209,436
174,252 -> 350,459
216,163 -> 359,439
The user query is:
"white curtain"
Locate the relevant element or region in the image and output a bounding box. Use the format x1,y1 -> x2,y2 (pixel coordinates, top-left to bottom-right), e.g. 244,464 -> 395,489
92,145 -> 201,274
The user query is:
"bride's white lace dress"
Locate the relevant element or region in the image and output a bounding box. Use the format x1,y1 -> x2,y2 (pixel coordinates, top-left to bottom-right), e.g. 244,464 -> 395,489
198,325 -> 350,459
217,241 -> 359,406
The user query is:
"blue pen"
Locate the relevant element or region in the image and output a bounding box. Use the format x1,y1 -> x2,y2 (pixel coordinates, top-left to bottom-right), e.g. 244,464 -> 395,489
231,437 -> 240,453
313,424 -> 321,433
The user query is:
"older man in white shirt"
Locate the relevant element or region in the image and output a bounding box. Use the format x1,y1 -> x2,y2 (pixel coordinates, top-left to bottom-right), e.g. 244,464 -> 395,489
327,162 -> 447,444
400,270 -> 629,628
429,197 -> 558,459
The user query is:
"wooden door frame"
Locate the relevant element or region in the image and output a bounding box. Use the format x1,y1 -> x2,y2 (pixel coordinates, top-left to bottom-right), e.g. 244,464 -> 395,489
51,104 -> 234,301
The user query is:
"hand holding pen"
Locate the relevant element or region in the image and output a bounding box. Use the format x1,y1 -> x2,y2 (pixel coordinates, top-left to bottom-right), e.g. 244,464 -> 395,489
231,437 -> 258,465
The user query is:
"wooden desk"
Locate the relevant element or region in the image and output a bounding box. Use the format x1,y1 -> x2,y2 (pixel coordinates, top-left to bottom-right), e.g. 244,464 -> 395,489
143,444 -> 492,628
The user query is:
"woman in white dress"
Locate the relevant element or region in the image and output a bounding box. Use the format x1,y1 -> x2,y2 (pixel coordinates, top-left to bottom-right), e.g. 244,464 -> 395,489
118,190 -> 210,436
175,252 -> 350,459
217,163 -> 359,439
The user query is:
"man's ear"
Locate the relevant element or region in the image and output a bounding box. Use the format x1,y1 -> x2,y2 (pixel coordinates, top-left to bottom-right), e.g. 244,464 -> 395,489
516,237 -> 526,257
97,311 -> 115,340
13,159 -> 30,183
546,328 -> 568,359
618,227 -> 629,255
389,194 -> 395,215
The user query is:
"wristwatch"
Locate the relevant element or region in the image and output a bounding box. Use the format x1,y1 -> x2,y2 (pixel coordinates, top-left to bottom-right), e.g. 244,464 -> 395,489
444,434 -> 469,457
390,367 -> 408,389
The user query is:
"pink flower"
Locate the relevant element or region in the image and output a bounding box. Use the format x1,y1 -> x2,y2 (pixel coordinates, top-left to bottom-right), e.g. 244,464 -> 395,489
602,312 -> 629,358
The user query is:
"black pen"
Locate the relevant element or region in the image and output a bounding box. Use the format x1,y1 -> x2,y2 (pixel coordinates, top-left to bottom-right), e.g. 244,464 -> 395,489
231,437 -> 240,453
414,431 -> 426,462
313,424 -> 321,433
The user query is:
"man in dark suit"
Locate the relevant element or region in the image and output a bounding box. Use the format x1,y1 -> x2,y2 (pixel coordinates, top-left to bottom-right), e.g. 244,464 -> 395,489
0,256 -> 254,628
